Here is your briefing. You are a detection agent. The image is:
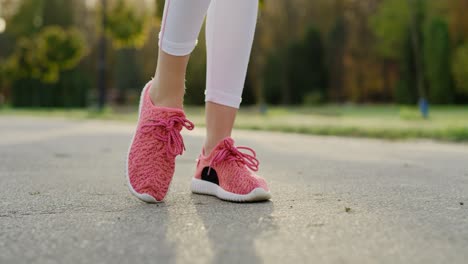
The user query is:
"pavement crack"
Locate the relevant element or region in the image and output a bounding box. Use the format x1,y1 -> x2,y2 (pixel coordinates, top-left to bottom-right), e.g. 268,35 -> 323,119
0,207 -> 129,218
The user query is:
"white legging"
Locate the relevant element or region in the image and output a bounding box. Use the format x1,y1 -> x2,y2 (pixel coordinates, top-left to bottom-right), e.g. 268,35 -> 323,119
158,0 -> 259,109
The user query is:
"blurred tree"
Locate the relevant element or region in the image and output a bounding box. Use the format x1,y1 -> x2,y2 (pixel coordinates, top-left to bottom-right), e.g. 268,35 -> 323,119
341,0 -> 387,102
97,0 -> 108,110
36,26 -> 87,82
263,53 -> 283,105
8,0 -> 79,36
184,28 -> 207,106
252,0 -> 336,106
249,4 -> 267,107
327,15 -> 346,102
259,0 -> 306,105
4,0 -> 468,107
42,0 -> 73,27
370,0 -> 410,59
395,31 -> 418,104
452,43 -> 468,96
7,26 -> 86,84
370,0 -> 429,105
154,0 -> 164,19
447,0 -> 468,45
289,26 -> 328,105
407,0 -> 427,108
104,0 -> 151,104
105,0 -> 149,48
370,0 -> 408,100
114,47 -> 141,104
7,26 -> 88,107
263,26 -> 327,105
6,0 -> 43,36
3,0 -> 89,107
424,18 -> 454,104
6,38 -> 37,81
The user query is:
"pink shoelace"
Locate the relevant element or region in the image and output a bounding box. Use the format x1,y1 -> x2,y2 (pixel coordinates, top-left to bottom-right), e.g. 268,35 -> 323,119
208,139 -> 259,175
141,115 -> 194,157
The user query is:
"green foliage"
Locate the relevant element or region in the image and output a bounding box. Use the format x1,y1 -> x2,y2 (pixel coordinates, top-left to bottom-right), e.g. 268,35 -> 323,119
106,0 -> 150,48
0,61 -> 5,97
263,53 -> 284,105
399,107 -> 423,120
395,31 -> 418,104
289,27 -> 327,105
154,0 -> 165,19
303,27 -> 328,101
452,43 -> 468,95
7,0 -> 44,36
327,16 -> 346,101
3,0 -> 468,108
264,26 -> 328,105
1,0 -> 90,108
11,69 -> 90,108
6,26 -> 87,84
424,18 -> 454,104
6,38 -> 38,80
99,0 -> 151,107
115,48 -> 142,104
5,26 -> 88,108
37,26 -> 87,82
184,40 -> 207,105
41,0 -> 74,27
370,0 -> 410,59
7,0 -> 75,36
390,0 -> 430,105
303,91 -> 324,106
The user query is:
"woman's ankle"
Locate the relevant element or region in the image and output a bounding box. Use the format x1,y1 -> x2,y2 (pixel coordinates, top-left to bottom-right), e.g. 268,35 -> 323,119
203,143 -> 215,156
149,81 -> 184,109
204,136 -> 229,156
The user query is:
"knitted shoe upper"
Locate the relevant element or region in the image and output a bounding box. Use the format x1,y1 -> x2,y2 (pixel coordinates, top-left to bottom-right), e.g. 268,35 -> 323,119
194,137 -> 269,195
128,83 -> 194,201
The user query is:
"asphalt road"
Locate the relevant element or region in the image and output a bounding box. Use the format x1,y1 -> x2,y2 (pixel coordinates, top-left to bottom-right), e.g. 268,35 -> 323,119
1,116 -> 467,264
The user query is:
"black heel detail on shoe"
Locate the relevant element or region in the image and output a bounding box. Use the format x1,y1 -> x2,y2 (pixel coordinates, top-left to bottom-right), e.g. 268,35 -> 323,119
201,167 -> 219,185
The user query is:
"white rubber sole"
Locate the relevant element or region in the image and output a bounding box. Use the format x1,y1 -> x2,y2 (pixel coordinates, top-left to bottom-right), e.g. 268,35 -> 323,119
125,81 -> 160,203
191,178 -> 272,202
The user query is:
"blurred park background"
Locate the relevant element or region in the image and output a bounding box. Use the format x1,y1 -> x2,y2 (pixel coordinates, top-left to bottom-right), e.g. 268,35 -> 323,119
0,0 -> 467,141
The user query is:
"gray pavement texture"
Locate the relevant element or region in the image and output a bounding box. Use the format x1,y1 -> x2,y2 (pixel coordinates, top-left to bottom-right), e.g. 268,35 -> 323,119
0,115 -> 467,264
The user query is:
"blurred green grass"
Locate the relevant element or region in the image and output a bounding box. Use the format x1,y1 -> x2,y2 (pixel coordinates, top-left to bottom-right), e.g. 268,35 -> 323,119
1,105 -> 467,142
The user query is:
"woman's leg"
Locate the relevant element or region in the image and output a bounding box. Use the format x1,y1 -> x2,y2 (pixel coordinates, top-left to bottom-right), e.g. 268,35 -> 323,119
190,0 -> 270,202
128,0 -> 212,203
150,0 -> 212,109
204,0 -> 259,154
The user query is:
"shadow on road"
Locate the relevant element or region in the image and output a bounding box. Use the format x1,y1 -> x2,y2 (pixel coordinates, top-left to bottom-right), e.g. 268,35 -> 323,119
116,202 -> 177,263
192,195 -> 277,264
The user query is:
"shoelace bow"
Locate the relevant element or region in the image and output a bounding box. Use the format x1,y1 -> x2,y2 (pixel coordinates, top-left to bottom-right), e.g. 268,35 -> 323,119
141,115 -> 194,157
209,139 -> 259,174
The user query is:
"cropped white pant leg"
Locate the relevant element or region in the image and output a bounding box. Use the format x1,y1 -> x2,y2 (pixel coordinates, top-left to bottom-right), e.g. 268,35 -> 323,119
158,0 -> 259,109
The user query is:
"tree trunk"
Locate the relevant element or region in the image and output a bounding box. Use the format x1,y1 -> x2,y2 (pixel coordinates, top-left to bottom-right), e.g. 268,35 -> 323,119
98,0 -> 108,110
407,0 -> 426,99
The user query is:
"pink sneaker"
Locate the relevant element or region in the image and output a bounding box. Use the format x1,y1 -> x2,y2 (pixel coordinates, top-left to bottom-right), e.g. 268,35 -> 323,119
126,81 -> 194,203
191,137 -> 271,202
